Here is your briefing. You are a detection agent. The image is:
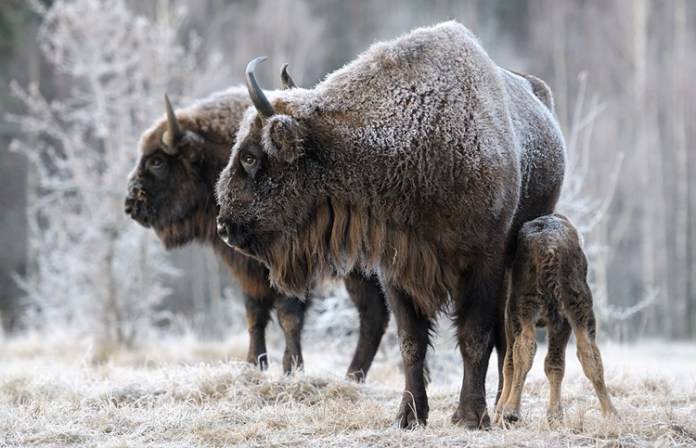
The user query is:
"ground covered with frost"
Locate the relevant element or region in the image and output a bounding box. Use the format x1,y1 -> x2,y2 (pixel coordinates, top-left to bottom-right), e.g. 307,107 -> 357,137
1,303 -> 695,447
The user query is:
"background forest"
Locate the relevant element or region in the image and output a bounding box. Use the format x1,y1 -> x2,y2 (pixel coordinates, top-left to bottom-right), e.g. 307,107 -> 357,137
1,2 -> 695,447
1,0 -> 695,345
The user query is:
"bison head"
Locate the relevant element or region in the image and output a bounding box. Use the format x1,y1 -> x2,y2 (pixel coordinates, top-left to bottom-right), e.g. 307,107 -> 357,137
215,58 -> 319,260
125,95 -> 226,248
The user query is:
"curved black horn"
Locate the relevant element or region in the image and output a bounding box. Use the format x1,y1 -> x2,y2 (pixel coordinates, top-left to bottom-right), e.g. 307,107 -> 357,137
280,63 -> 297,89
162,93 -> 181,153
245,56 -> 275,118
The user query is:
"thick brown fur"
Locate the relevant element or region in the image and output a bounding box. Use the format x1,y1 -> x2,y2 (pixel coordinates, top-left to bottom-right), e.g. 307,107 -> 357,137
217,22 -> 565,428
125,87 -> 389,378
495,214 -> 616,425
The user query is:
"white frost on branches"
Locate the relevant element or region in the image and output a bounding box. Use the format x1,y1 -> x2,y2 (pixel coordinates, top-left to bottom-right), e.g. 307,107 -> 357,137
558,73 -> 654,331
7,0 -> 221,345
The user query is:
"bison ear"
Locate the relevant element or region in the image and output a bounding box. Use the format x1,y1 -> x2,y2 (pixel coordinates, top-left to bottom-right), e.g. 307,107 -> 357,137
262,115 -> 306,163
180,131 -> 205,162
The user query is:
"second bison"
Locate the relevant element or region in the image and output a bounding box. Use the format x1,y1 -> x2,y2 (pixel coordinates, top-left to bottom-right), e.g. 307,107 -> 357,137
125,85 -> 389,380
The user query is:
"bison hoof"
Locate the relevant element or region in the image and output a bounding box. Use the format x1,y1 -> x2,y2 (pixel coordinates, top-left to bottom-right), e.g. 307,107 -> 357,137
248,353 -> 268,371
394,395 -> 428,429
346,370 -> 366,383
282,353 -> 303,375
452,406 -> 491,430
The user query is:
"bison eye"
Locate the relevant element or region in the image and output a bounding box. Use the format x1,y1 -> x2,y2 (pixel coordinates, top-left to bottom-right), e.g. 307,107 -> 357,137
240,152 -> 259,176
241,152 -> 257,166
150,155 -> 165,170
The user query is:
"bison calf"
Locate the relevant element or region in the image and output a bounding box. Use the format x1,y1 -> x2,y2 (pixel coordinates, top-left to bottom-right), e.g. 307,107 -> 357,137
495,214 -> 616,424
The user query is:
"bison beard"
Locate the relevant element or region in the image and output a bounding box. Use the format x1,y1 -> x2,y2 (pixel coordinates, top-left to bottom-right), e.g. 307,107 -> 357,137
217,21 -> 565,429
125,86 -> 390,380
259,199 -> 457,319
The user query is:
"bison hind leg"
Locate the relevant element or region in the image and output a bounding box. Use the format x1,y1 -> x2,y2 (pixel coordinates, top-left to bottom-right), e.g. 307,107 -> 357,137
384,283 -> 432,429
344,271 -> 390,382
451,264 -> 506,430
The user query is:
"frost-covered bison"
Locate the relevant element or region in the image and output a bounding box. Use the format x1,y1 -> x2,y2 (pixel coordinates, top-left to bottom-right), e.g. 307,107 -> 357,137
124,82 -> 389,380
216,21 -> 565,428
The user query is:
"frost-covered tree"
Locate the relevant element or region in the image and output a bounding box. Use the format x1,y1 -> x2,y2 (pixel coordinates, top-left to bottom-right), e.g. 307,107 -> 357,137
7,0 -> 227,346
557,74 -> 654,339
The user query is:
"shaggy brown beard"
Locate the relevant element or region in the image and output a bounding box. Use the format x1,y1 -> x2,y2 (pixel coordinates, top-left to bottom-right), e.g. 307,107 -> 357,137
154,207 -> 217,250
256,198 -> 459,317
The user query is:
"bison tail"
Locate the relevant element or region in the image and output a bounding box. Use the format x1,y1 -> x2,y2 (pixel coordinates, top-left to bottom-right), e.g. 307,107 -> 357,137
536,247 -> 562,301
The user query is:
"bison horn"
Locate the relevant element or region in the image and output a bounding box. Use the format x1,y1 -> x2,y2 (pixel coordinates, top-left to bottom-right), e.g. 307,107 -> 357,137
162,93 -> 181,154
280,63 -> 297,89
245,56 -> 275,118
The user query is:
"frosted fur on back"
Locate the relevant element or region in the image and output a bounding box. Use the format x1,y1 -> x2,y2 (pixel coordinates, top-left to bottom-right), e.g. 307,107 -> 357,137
140,86 -> 251,155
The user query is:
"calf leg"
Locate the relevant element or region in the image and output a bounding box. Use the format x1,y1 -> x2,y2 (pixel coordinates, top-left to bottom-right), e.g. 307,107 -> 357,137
572,315 -> 616,416
494,269 -> 511,406
501,317 -> 536,423
493,307 -> 516,424
244,295 -> 273,370
344,271 -> 390,382
275,297 -> 307,374
385,284 -> 431,429
544,318 -> 571,424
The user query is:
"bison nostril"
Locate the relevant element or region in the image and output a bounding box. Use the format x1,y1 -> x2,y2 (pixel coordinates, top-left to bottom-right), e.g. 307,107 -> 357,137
124,198 -> 135,216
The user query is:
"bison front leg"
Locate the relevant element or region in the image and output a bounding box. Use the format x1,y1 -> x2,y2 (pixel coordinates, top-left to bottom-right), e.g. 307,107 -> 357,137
275,297 -> 307,374
244,295 -> 273,370
344,271 -> 389,382
451,266 -> 503,430
385,284 -> 431,429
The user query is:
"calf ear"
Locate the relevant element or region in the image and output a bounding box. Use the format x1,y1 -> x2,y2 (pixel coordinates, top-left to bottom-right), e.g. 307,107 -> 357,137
262,115 -> 306,163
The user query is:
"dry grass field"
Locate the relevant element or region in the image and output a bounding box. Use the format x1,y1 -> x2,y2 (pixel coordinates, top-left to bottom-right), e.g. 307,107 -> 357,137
1,325 -> 695,447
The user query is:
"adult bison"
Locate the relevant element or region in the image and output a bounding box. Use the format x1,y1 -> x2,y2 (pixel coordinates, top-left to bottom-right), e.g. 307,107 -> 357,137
124,81 -> 389,380
216,21 -> 565,429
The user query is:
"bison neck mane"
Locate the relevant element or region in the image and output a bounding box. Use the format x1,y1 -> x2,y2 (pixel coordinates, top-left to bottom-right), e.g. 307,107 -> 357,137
154,150 -> 230,258
154,198 -> 218,249
257,197 -> 459,317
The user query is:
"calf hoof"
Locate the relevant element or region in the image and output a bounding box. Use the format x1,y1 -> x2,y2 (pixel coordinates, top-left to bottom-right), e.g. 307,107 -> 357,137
546,406 -> 564,426
394,394 -> 428,429
491,410 -> 504,426
501,405 -> 520,424
451,406 -> 491,430
602,403 -> 618,418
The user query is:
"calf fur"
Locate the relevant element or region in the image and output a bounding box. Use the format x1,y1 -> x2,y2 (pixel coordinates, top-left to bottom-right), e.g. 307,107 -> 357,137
495,213 -> 616,424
